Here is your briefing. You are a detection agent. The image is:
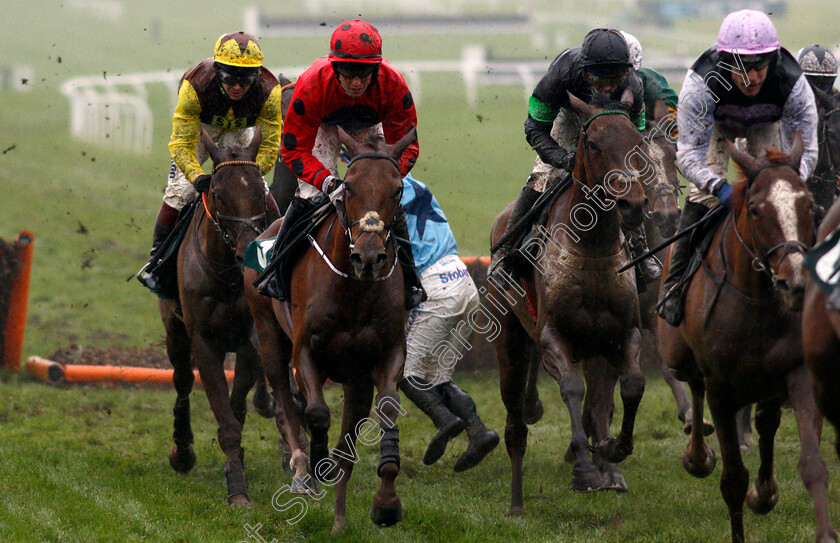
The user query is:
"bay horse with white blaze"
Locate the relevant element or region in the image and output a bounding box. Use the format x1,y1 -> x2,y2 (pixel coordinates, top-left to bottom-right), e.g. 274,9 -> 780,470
657,135 -> 836,543
160,127 -> 274,506
491,91 -> 648,511
245,128 -> 416,531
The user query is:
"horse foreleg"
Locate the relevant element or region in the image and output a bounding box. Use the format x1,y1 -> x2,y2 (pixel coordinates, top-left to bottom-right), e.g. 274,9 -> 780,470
254,317 -> 312,495
193,337 -> 250,506
539,326 -> 601,493
599,327 -> 644,465
683,376 -> 717,478
163,312 -> 196,473
329,381 -> 374,533
786,366 -> 838,543
745,399 -> 780,515
370,352 -> 405,528
707,384 -> 748,543
498,319 -> 532,513
230,342 -> 262,427
295,346 -> 330,480
582,359 -> 626,492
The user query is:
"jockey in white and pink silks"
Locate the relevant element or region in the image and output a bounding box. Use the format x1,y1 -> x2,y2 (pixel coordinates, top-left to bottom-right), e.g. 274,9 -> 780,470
657,9 -> 818,326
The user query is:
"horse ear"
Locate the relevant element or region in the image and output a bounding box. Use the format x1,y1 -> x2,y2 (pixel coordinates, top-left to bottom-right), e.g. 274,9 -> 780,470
620,87 -> 634,109
246,125 -> 263,160
727,140 -> 761,179
200,128 -> 221,164
387,126 -> 417,159
788,130 -> 805,173
652,99 -> 668,123
568,92 -> 595,119
338,127 -> 362,158
813,85 -> 833,110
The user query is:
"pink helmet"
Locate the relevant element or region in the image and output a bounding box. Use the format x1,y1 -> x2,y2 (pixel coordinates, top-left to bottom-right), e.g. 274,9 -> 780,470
716,10 -> 780,56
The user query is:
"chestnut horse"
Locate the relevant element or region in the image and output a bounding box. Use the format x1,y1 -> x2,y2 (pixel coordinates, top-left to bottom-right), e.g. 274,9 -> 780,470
160,128 -> 273,506
490,92 -> 647,511
657,137 -> 836,543
803,196 -> 840,461
245,128 -> 416,531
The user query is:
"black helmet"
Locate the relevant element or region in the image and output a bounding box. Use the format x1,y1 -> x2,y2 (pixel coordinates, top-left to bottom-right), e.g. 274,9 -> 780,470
580,28 -> 631,78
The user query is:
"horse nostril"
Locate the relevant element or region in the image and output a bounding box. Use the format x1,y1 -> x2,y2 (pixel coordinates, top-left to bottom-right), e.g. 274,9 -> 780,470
375,253 -> 387,267
350,253 -> 364,269
776,278 -> 790,292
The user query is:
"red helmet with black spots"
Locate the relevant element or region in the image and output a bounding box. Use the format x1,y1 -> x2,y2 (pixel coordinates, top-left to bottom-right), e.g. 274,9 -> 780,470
329,19 -> 383,64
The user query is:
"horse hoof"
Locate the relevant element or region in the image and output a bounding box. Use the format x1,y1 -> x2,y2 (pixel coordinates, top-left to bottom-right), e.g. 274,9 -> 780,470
506,505 -> 524,516
169,445 -> 196,473
746,480 -> 778,515
600,468 -> 628,493
682,448 -> 716,478
253,393 -> 276,419
597,437 -> 633,464
228,493 -> 252,507
740,443 -> 751,455
571,467 -> 603,493
291,474 -> 320,495
523,398 -> 544,425
370,498 -> 402,527
331,519 -> 346,534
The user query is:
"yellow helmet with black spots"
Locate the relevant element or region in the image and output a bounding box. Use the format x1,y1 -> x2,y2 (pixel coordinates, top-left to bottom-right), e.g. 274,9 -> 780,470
214,31 -> 263,68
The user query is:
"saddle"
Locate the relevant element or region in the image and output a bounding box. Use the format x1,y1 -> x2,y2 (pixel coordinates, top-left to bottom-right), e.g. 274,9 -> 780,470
141,198 -> 200,299
660,208 -> 727,312
250,195 -> 335,302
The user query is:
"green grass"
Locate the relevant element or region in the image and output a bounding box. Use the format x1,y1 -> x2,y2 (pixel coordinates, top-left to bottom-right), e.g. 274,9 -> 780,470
0,372 -> 838,542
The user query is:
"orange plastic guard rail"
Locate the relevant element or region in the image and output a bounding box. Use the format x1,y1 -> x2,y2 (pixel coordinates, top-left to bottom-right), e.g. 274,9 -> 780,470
4,231 -> 34,371
26,356 -> 235,386
460,256 -> 489,266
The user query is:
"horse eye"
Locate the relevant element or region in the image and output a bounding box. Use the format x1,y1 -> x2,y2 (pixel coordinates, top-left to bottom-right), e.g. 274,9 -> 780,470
748,207 -> 758,217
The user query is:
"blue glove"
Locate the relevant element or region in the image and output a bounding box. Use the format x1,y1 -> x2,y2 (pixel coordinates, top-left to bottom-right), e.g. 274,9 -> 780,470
706,177 -> 733,206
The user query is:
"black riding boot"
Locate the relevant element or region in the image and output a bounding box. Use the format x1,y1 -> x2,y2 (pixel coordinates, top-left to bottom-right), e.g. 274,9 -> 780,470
440,382 -> 499,472
488,186 -> 541,285
394,206 -> 428,310
656,202 -> 708,326
255,197 -> 309,300
137,203 -> 178,296
400,376 -> 465,465
624,223 -> 661,292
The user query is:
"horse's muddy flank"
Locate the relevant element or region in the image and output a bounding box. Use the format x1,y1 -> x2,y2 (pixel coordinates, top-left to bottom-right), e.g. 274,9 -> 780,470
256,396 -> 407,528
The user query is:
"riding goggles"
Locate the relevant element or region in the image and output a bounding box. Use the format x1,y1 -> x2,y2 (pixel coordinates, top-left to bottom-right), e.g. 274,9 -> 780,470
333,62 -> 378,79
583,70 -> 627,88
740,54 -> 774,72
216,64 -> 259,87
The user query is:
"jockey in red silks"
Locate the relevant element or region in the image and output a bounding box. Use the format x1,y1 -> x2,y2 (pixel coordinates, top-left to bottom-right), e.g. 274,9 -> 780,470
261,19 -> 426,310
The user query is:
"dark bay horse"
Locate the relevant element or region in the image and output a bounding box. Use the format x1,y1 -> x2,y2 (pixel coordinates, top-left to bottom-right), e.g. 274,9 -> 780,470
160,127 -> 273,506
803,195 -> 840,461
245,128 -> 417,531
808,88 -> 840,219
657,136 -> 836,543
490,91 -> 648,511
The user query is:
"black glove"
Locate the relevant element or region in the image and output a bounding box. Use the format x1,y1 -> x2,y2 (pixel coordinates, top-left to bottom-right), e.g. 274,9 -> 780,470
194,174 -> 212,194
525,115 -> 575,172
322,175 -> 343,195
559,150 -> 576,173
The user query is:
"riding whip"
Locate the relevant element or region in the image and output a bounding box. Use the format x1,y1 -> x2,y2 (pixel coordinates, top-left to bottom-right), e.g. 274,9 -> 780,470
617,205 -> 727,274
